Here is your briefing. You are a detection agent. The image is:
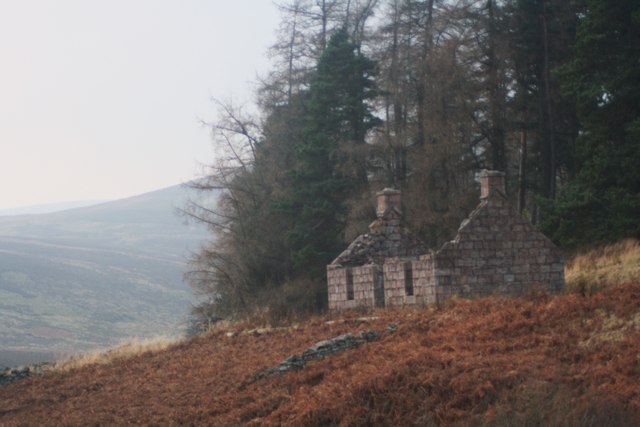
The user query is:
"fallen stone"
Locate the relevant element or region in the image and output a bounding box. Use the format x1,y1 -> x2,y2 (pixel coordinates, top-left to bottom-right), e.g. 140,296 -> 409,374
254,329 -> 381,380
0,363 -> 50,387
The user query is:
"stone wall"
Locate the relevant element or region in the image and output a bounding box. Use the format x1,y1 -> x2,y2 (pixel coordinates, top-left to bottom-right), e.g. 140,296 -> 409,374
413,254 -> 437,304
382,259 -> 408,306
327,171 -> 565,312
432,191 -> 564,302
327,266 -> 349,311
382,256 -> 437,307
353,265 -> 383,308
328,265 -> 383,311
255,330 -> 381,379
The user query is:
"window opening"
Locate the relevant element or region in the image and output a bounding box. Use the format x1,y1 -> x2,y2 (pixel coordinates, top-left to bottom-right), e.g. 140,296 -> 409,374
404,262 -> 414,296
374,269 -> 385,307
346,268 -> 354,300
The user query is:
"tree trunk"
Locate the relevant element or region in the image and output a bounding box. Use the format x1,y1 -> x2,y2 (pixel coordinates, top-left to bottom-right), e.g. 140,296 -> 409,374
541,2 -> 556,199
518,129 -> 527,213
487,0 -> 506,172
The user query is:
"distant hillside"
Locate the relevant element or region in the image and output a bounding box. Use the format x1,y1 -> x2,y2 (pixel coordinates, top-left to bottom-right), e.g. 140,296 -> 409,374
0,200 -> 106,216
1,280 -> 639,425
0,185 -> 208,254
0,184 -> 215,364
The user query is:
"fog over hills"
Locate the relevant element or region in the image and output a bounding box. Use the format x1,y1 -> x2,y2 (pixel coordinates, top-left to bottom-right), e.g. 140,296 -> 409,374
0,184 -> 214,367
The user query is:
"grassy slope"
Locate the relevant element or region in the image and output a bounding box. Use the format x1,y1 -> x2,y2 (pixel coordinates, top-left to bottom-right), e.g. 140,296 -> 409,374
0,184 -> 206,355
1,242 -> 639,426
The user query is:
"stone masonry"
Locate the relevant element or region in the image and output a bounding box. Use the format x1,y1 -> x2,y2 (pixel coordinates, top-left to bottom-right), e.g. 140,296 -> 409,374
331,188 -> 425,266
328,188 -> 424,311
327,170 -> 564,310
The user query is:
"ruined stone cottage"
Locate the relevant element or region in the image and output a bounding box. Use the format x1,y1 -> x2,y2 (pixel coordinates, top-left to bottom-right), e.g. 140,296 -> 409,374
327,170 -> 565,310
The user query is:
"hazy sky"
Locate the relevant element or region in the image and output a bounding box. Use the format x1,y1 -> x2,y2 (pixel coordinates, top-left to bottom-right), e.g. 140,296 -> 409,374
0,0 -> 280,210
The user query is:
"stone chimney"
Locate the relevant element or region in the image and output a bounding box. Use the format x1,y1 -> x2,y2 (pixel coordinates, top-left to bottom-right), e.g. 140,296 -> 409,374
376,188 -> 401,218
480,170 -> 506,199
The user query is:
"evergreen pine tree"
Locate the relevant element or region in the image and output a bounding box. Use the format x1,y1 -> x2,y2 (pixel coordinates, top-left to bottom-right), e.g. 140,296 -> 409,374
282,28 -> 380,280
541,0 -> 640,247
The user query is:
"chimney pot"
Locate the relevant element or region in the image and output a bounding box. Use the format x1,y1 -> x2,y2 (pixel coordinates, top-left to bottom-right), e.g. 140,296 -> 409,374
376,188 -> 401,217
480,170 -> 506,199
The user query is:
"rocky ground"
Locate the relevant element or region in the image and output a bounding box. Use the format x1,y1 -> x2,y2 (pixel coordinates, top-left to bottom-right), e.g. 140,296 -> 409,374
0,363 -> 53,388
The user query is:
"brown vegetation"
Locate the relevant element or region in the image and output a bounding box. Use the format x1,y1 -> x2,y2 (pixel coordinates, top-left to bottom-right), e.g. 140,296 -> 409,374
2,243 -> 640,426
1,285 -> 639,425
